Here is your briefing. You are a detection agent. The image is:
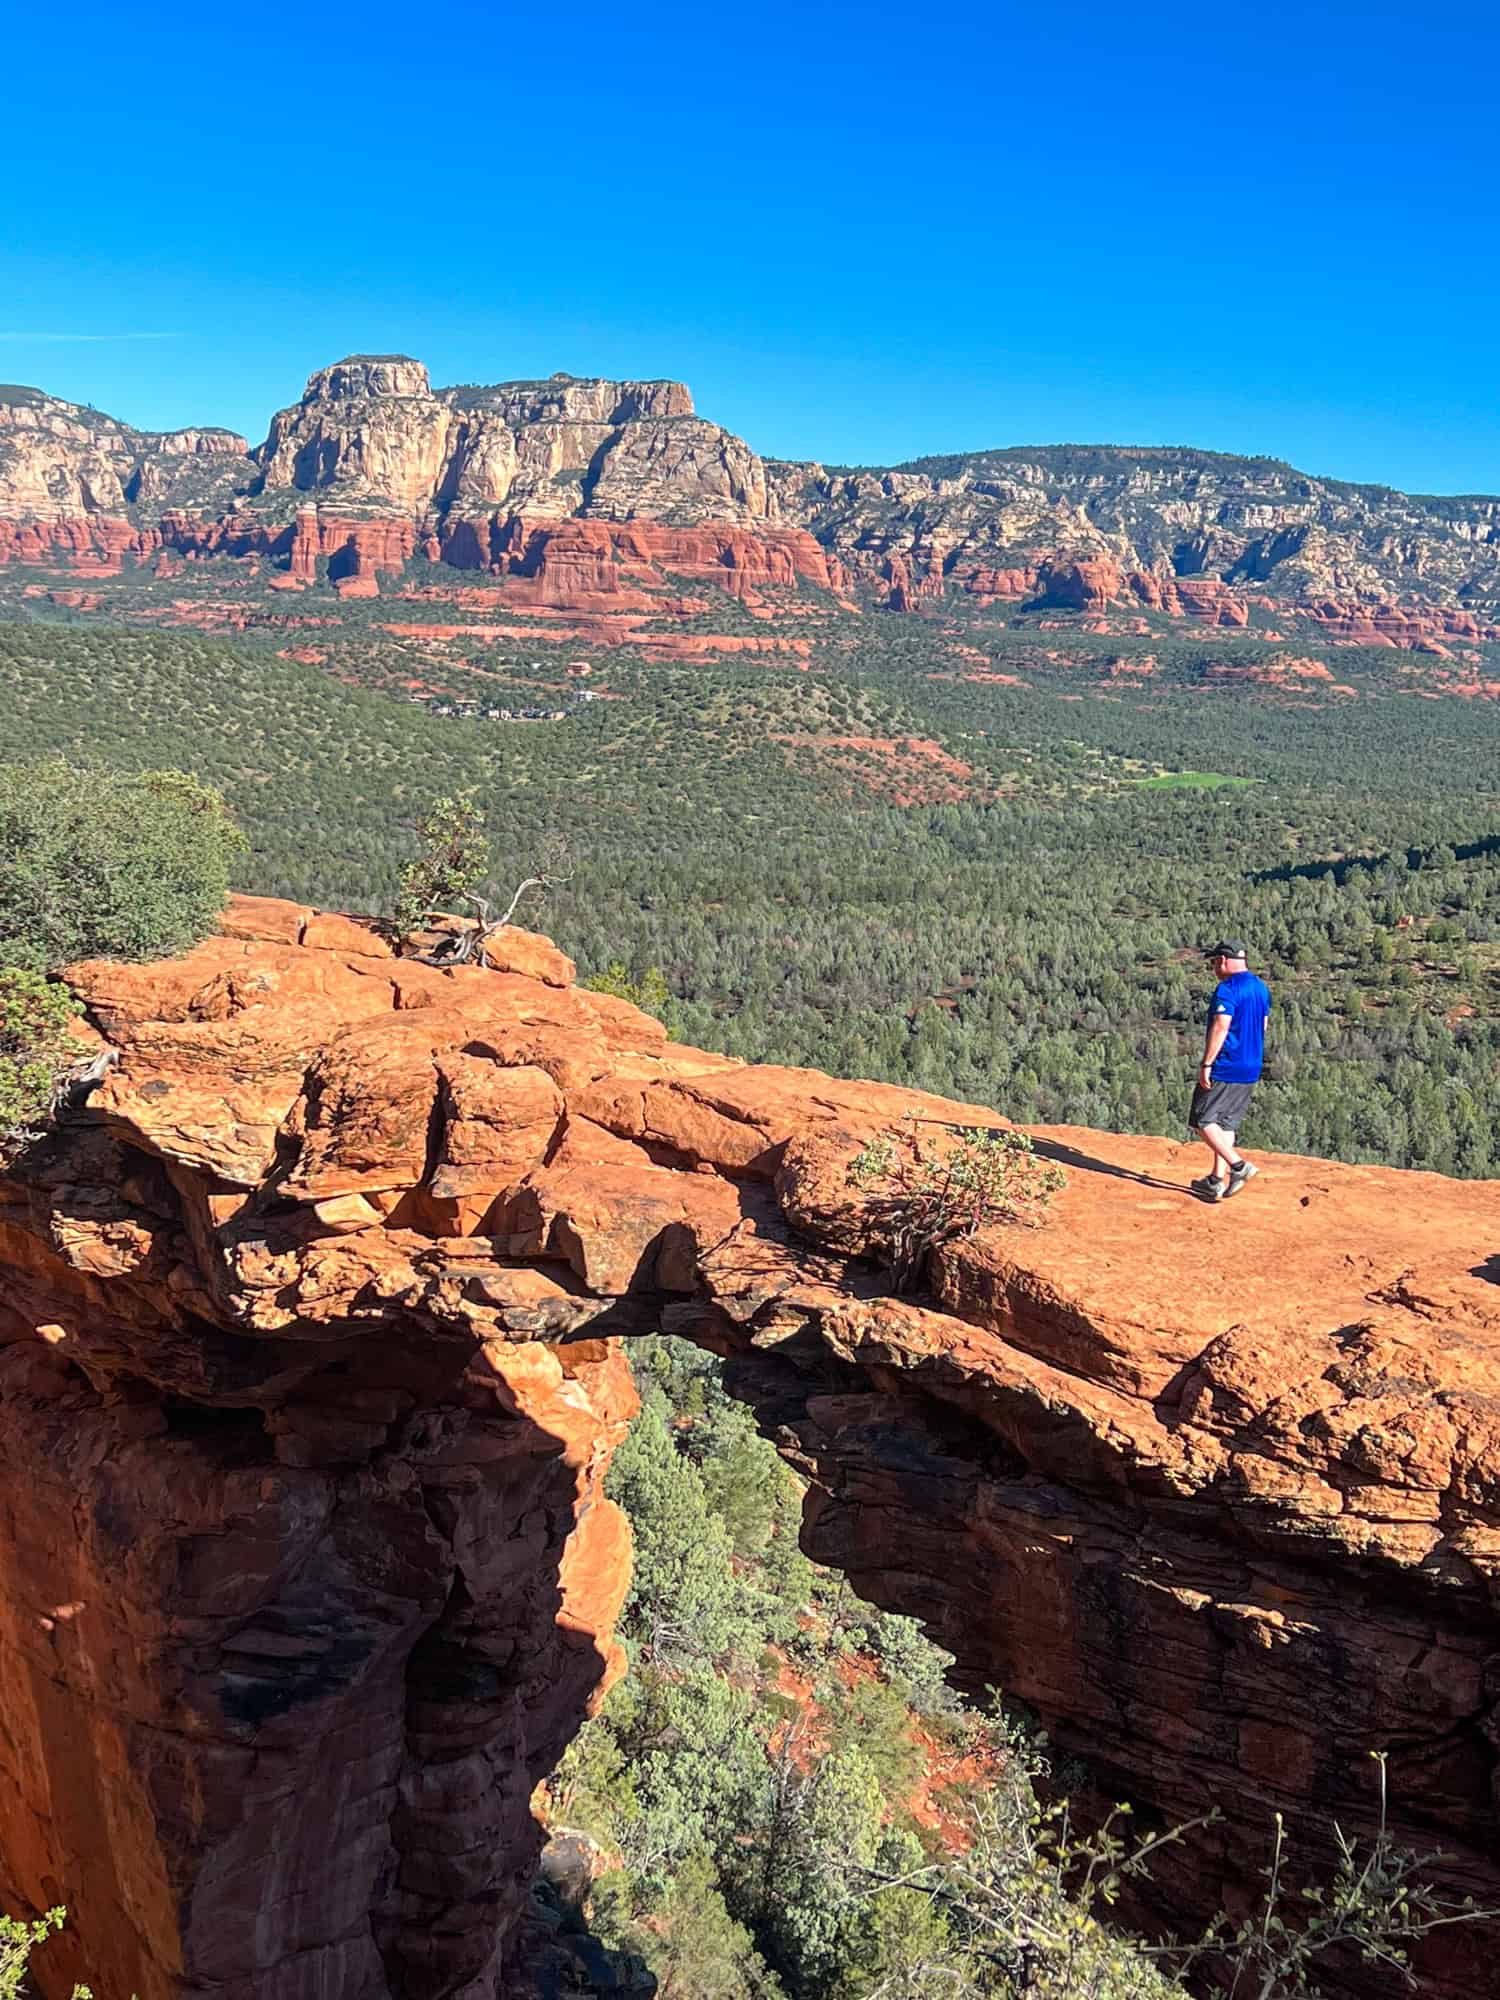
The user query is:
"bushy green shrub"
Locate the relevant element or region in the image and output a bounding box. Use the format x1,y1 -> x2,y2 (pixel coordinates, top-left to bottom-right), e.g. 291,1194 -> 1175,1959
0,968 -> 81,1159
585,959 -> 676,1031
0,758 -> 240,1156
0,758 -> 243,972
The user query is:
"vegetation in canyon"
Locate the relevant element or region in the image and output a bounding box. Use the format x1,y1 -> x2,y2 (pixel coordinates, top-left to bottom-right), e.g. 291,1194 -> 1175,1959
553,1341 -> 1490,2000
0,1909 -> 87,2000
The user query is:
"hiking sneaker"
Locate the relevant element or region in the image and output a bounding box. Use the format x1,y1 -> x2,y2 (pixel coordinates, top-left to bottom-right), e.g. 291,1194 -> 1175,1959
1189,1174 -> 1225,1201
1221,1160 -> 1259,1199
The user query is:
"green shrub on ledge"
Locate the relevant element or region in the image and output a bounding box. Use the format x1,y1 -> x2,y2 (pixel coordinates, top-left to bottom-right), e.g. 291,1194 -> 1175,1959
847,1124 -> 1066,1290
0,756 -> 242,1158
0,758 -> 243,973
0,967 -> 81,1160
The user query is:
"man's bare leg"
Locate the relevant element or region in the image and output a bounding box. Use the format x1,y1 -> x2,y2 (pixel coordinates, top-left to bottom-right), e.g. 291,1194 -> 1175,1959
1197,1120 -> 1241,1187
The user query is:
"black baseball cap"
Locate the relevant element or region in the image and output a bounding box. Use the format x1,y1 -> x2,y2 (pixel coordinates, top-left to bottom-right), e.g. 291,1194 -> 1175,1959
1205,938 -> 1249,959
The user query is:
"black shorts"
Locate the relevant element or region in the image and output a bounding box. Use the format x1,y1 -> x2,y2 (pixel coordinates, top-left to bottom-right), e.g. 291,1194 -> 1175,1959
1189,1079 -> 1255,1133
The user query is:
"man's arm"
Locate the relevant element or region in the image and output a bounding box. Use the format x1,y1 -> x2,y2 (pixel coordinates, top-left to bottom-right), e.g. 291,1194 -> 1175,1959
1200,1007 -> 1231,1086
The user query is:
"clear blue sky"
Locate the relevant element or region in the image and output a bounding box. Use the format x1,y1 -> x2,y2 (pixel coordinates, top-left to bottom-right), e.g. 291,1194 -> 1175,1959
4,0 -> 1497,494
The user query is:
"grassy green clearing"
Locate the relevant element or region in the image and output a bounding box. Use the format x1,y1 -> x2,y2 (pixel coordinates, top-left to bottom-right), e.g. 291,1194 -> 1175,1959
1137,769 -> 1257,791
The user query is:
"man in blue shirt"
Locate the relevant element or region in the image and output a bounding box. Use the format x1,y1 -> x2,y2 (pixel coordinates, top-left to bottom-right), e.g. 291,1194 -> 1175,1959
1189,938 -> 1271,1202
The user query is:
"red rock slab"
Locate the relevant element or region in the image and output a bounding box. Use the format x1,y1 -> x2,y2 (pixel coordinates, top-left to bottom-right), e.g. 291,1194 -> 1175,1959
572,1064 -> 1006,1177
939,1123 -> 1500,1399
281,1007 -> 486,1201
217,892 -> 315,945
475,925 -> 576,987
427,1059 -> 564,1233
503,1156 -> 747,1295
300,910 -> 395,957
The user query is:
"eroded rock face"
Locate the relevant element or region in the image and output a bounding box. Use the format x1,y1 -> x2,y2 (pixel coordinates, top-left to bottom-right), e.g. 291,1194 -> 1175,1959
767,1129 -> 1500,1991
0,901 -> 1497,1996
0,385 -> 248,555
7,364 -> 1500,635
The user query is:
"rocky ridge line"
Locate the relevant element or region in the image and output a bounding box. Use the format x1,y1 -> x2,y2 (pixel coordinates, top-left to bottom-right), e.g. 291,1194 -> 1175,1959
4,358 -> 1500,640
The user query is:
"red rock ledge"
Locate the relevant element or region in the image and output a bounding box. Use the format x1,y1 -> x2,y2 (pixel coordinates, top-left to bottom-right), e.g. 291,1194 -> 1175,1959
0,896 -> 1496,1997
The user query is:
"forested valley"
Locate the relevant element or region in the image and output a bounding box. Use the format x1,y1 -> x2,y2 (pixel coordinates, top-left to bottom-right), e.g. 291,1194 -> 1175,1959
5,615 -> 1498,1175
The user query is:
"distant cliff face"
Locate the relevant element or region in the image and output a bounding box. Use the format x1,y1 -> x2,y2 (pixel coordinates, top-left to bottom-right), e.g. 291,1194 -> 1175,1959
254,357 -> 724,522
778,445 -> 1500,616
4,355 -> 1500,635
1,901 -> 1497,1998
0,384 -> 247,527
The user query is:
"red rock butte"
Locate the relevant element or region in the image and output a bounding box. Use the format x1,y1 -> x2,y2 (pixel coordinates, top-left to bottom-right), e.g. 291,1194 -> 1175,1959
0,898 -> 1497,1998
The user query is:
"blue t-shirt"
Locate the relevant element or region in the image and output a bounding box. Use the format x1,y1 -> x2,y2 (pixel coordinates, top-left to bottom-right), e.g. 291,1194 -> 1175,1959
1209,970 -> 1271,1083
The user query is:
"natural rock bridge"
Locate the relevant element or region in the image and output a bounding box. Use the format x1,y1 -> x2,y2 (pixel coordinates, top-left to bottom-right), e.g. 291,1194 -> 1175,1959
0,899 -> 1496,1997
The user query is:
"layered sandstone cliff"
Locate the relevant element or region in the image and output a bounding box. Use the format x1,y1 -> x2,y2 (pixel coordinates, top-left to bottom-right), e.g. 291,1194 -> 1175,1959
1,902 -> 1498,1997
6,359 -> 1500,638
0,359 -> 841,606
0,384 -> 247,533
778,447 -> 1500,621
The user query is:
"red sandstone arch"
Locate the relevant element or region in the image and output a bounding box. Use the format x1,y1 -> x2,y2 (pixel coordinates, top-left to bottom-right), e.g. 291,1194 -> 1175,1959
1,899 -> 1496,1997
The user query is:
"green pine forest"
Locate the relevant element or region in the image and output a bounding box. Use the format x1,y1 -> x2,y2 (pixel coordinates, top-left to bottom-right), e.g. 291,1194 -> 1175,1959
4,612 -> 1498,1174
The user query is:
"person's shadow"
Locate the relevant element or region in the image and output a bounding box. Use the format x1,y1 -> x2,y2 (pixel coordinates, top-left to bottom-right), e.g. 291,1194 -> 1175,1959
1031,1135 -> 1195,1196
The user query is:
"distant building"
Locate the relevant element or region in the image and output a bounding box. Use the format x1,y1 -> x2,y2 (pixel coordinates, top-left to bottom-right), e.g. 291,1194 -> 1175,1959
422,697 -> 567,724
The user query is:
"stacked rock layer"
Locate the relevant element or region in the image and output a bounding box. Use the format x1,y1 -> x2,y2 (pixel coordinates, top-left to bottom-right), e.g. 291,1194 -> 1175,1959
6,359 -> 1500,633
